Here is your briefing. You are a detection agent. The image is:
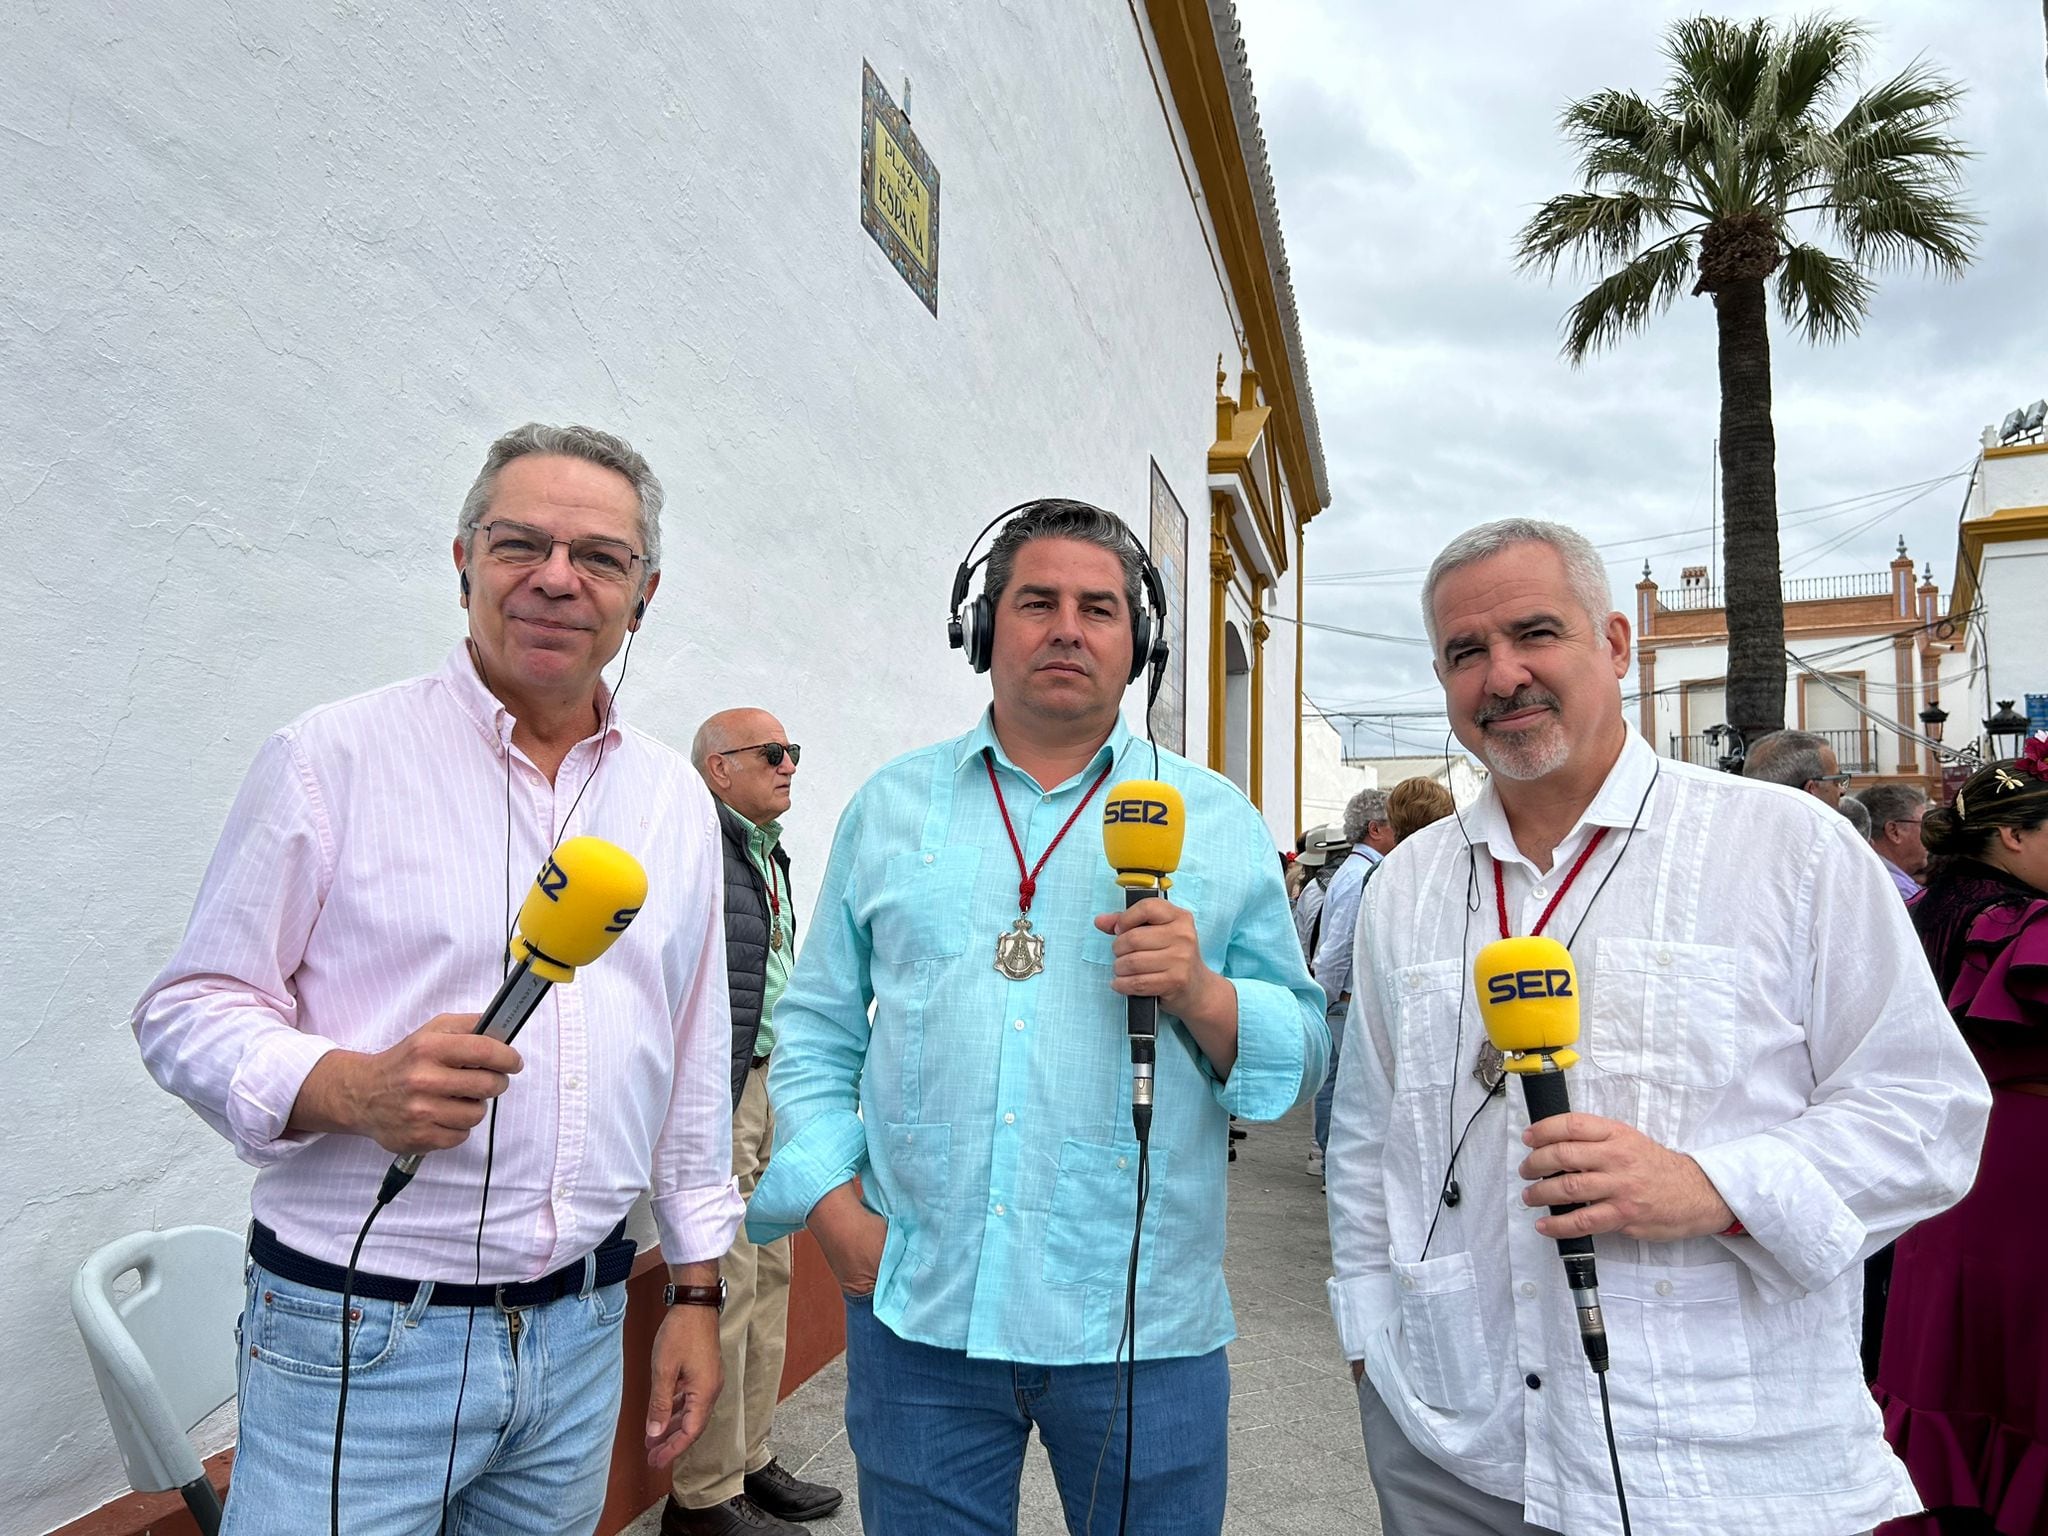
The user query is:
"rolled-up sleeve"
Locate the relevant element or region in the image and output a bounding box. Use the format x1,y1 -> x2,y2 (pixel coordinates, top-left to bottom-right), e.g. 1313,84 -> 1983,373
1690,817 -> 1990,1301
748,795 -> 876,1242
650,787 -> 746,1264
1325,878 -> 1398,1359
1209,810 -> 1330,1122
132,731 -> 342,1166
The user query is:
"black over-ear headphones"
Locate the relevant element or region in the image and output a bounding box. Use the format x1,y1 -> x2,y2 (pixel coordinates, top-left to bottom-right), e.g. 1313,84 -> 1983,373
946,499 -> 1170,688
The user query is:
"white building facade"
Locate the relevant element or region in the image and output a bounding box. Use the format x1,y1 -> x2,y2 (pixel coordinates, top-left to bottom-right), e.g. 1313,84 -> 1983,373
1634,546 -> 1967,790
1952,427 -> 2048,748
1,3 -> 1332,1529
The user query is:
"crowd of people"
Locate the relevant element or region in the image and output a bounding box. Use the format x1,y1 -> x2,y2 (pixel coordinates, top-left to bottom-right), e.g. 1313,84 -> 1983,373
128,422 -> 2041,1536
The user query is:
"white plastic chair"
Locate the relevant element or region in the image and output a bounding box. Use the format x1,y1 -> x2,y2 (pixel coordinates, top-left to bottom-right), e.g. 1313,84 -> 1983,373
71,1225 -> 243,1536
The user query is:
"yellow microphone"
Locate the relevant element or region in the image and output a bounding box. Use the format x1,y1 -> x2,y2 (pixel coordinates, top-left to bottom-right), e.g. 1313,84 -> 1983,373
379,836 -> 648,1204
1102,781 -> 1186,1138
1472,934 -> 1609,1373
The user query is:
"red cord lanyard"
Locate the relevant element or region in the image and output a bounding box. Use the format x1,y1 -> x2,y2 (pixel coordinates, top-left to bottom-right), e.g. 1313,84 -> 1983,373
763,855 -> 786,948
983,747 -> 1116,915
1493,826 -> 1609,940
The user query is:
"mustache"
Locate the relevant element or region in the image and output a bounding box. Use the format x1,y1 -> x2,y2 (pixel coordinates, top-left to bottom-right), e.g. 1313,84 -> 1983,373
1476,689 -> 1560,726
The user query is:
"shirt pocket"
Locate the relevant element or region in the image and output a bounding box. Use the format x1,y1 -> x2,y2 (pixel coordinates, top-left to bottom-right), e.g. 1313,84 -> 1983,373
1589,1257 -> 1756,1441
869,846 -> 982,966
1387,1248 -> 1494,1414
1042,1136 -> 1164,1288
1392,959 -> 1466,1094
1587,939 -> 1740,1089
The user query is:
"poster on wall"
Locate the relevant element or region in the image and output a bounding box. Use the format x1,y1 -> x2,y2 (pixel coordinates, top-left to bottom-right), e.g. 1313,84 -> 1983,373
1148,459 -> 1189,754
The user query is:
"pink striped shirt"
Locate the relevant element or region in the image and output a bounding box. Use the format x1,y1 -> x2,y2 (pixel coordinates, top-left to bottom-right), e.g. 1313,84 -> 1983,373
133,644 -> 743,1280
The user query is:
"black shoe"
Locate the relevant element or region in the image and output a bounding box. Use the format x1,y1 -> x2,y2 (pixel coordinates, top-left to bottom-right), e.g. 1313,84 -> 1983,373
744,1459 -> 844,1523
1228,1123 -> 1248,1142
660,1494 -> 804,1536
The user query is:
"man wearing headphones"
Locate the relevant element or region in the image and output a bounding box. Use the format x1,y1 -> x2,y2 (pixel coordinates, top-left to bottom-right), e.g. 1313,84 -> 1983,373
748,499 -> 1328,1535
133,424 -> 742,1534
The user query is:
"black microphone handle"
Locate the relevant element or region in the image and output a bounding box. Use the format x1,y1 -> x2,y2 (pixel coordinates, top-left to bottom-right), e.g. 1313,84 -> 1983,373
377,958 -> 555,1205
1124,887 -> 1158,1139
1515,1056 -> 1610,1372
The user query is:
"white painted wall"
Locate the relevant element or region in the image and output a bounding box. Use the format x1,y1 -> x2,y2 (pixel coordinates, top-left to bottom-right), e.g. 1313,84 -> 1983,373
1961,445 -> 2048,742
1300,712 -> 1377,831
0,3 -> 1313,1526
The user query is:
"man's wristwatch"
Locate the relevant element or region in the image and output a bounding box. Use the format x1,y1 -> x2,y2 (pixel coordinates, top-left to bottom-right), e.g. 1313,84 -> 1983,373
663,1278 -> 727,1312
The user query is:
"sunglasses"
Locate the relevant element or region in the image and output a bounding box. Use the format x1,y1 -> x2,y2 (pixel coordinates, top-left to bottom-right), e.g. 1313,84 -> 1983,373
716,741 -> 802,767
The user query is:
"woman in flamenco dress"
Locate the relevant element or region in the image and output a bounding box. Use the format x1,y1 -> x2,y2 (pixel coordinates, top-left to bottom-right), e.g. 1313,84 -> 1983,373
1878,735 -> 2048,1535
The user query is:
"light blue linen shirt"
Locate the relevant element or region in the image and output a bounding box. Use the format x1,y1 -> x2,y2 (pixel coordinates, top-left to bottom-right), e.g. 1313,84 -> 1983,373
749,710 -> 1329,1364
1310,845 -> 1381,1002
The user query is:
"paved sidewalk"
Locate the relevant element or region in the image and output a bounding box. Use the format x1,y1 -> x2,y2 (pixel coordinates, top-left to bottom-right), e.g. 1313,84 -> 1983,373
628,1100 -> 1382,1534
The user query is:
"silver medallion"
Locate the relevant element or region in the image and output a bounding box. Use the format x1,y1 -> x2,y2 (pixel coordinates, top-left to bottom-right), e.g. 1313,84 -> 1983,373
993,915 -> 1045,981
769,922 -> 783,951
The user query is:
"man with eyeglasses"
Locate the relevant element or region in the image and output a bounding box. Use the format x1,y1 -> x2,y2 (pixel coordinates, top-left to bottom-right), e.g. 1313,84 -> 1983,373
1853,784 -> 1931,901
133,423 -> 742,1535
1742,728 -> 1855,808
660,713 -> 842,1536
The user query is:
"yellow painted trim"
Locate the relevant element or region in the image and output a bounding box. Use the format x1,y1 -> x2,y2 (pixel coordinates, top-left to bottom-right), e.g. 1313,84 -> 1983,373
1982,441 -> 2048,460
1949,504 -> 2048,634
1250,577 -> 1268,810
1294,524 -> 1305,835
1145,0 -> 1326,518
1208,501 -> 1233,772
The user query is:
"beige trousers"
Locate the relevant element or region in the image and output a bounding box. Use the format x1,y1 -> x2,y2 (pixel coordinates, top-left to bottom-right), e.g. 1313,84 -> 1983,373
672,1062 -> 792,1508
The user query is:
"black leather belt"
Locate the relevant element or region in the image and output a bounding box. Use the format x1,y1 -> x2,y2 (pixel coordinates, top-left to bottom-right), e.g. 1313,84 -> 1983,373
750,1053 -> 771,1070
250,1218 -> 634,1308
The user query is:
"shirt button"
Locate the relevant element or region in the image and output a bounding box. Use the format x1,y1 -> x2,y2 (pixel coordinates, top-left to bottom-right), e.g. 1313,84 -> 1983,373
994,1203 -> 1006,1216
565,1075 -> 582,1091
1041,793 -> 1051,804
1656,950 -> 1673,966
555,1185 -> 568,1200
1655,1280 -> 1675,1297
1533,887 -> 1549,900
1401,1276 -> 1416,1291
1003,1113 -> 1016,1125
1014,1019 -> 1026,1030
1525,1372 -> 1542,1390
923,853 -> 934,865
1519,1282 -> 1537,1299
1117,1157 -> 1128,1170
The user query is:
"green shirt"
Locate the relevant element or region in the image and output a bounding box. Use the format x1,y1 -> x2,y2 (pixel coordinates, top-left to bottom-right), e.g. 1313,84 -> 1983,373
745,817 -> 792,1055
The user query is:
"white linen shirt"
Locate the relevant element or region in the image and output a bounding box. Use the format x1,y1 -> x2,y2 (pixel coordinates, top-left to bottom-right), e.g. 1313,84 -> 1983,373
133,644 -> 744,1281
1325,731 -> 1990,1536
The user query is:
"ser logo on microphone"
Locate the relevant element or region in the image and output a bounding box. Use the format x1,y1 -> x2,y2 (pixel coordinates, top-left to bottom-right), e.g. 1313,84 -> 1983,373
538,856 -> 569,902
604,905 -> 641,934
1104,798 -> 1172,826
1485,968 -> 1576,1004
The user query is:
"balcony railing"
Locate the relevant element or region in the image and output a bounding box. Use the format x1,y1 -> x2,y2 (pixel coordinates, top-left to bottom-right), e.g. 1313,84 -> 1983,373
1657,571 -> 1893,613
1669,725 -> 1879,773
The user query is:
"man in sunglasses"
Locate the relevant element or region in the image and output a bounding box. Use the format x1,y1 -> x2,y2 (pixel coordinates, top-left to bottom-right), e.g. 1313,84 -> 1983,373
661,714 -> 842,1536
132,424 -> 741,1535
1743,728 -> 1851,808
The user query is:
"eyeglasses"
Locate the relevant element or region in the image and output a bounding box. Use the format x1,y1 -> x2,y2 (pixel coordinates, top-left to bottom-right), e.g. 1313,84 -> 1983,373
1813,772 -> 1853,787
478,520 -> 646,583
716,742 -> 802,767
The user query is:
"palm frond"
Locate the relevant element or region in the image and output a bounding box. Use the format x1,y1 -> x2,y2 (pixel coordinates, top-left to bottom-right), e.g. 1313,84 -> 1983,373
1664,15 -> 1772,121
1776,243 -> 1873,341
1839,61 -> 1969,135
1516,191 -> 1682,274
1560,237 -> 1698,360
1827,175 -> 1979,271
1768,15 -> 1869,123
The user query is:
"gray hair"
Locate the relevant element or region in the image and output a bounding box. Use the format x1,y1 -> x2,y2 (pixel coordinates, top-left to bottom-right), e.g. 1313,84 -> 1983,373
457,423 -> 665,575
1856,783 -> 1927,837
1838,796 -> 1872,838
1743,730 -> 1830,789
1422,518 -> 1615,651
983,500 -> 1143,618
1342,788 -> 1389,843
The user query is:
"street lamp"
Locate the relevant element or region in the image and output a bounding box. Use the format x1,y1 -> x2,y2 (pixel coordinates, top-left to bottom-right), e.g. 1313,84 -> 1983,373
1918,699 -> 1948,745
1985,700 -> 2029,760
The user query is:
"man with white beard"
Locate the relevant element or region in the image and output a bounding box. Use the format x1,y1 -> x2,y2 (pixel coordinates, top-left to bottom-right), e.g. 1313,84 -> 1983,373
1322,518 -> 1989,1536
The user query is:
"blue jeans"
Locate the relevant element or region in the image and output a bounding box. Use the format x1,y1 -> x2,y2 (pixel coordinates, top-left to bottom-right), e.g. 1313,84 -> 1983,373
1313,998 -> 1348,1151
842,1294 -> 1229,1535
224,1257 -> 628,1536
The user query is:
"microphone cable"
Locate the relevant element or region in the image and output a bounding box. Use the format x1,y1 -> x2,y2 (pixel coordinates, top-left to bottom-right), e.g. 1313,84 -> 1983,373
329,625 -> 636,1536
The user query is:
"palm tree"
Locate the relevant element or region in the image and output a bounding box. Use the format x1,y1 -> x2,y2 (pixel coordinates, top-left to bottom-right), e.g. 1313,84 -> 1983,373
1516,15 -> 1976,746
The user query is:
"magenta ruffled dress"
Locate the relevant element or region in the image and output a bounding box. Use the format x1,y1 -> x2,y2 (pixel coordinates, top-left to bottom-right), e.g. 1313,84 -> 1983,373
1877,879 -> 2048,1535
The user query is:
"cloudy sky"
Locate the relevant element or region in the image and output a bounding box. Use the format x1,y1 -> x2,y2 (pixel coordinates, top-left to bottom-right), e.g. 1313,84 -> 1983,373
1234,2 -> 2048,757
